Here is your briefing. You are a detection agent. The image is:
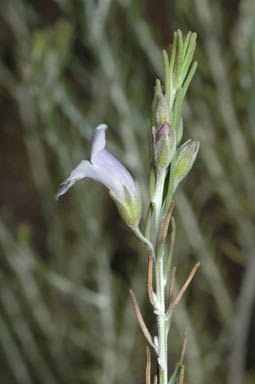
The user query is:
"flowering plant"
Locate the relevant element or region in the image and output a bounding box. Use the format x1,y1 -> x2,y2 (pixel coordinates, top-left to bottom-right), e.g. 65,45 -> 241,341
56,30 -> 200,384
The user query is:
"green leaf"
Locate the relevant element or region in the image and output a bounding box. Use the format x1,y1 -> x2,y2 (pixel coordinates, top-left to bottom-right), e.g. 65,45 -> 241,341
164,217 -> 176,280
152,79 -> 162,127
163,151 -> 177,215
181,61 -> 198,98
178,32 -> 197,87
168,363 -> 181,384
173,30 -> 184,90
171,88 -> 183,132
182,31 -> 192,62
149,166 -> 156,201
163,49 -> 170,102
171,61 -> 197,136
178,365 -> 185,384
169,32 -> 177,105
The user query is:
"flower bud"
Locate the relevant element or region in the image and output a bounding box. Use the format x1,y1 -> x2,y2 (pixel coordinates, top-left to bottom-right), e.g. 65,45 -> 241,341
110,183 -> 142,228
156,92 -> 172,126
154,123 -> 176,169
174,139 -> 199,191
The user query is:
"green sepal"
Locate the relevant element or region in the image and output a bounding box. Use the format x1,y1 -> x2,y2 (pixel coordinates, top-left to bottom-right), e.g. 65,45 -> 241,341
110,183 -> 142,227
174,139 -> 200,192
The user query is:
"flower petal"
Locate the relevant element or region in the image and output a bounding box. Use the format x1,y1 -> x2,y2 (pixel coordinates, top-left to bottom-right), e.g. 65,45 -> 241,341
93,149 -> 136,200
55,124 -> 137,204
55,160 -> 95,200
90,124 -> 107,162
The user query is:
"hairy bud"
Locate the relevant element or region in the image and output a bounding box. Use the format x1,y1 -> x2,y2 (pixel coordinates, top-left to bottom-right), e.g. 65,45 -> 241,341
154,123 -> 176,169
156,92 -> 172,127
174,139 -> 199,191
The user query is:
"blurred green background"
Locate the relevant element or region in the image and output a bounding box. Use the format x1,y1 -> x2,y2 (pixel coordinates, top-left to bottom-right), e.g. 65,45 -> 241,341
0,0 -> 254,383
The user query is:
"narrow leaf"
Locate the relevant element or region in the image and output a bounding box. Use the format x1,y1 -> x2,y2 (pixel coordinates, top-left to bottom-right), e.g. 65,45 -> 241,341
152,79 -> 161,127
171,262 -> 200,308
129,289 -> 155,349
178,32 -> 197,86
178,365 -> 185,384
168,363 -> 181,384
159,201 -> 175,244
163,50 -> 170,102
146,347 -> 151,384
173,30 -> 183,90
182,31 -> 192,61
164,217 -> 176,280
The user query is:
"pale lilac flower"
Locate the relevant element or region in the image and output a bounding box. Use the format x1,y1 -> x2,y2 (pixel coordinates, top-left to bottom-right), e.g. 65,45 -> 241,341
56,124 -> 142,227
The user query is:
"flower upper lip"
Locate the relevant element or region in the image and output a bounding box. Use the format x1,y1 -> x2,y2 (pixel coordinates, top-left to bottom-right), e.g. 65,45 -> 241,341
55,124 -> 136,203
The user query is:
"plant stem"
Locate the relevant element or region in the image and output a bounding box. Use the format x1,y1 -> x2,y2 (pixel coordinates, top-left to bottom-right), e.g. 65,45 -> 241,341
153,168 -> 167,235
153,157 -> 177,384
133,225 -> 155,259
152,168 -> 169,384
144,30 -> 198,384
155,257 -> 168,384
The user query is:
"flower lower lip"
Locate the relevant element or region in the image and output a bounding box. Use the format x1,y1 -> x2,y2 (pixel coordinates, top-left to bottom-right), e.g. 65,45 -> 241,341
56,124 -> 137,204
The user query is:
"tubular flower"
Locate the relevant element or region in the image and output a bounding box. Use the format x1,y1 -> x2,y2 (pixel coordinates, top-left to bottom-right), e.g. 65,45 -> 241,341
55,124 -> 142,227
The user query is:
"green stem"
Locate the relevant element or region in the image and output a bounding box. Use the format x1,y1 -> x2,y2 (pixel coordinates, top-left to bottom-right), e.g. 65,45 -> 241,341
133,225 -> 155,258
152,168 -> 167,235
155,258 -> 168,384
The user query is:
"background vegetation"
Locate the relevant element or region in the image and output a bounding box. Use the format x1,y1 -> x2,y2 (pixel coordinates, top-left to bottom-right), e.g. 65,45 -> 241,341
0,0 -> 254,383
